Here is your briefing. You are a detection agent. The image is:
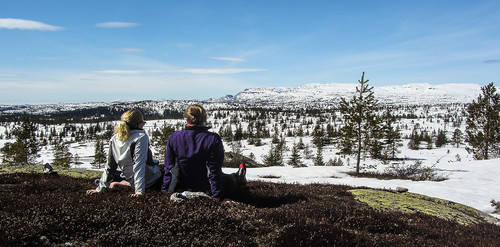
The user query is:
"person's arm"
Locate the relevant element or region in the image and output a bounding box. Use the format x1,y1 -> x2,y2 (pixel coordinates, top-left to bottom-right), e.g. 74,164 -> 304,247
162,136 -> 176,193
206,135 -> 225,200
132,134 -> 149,195
88,139 -> 117,194
96,140 -> 118,192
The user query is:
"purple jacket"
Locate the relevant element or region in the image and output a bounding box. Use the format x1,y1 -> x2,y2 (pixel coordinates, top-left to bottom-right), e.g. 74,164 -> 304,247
162,125 -> 225,199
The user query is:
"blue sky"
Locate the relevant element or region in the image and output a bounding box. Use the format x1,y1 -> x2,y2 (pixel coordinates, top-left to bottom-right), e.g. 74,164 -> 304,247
1,0 -> 499,104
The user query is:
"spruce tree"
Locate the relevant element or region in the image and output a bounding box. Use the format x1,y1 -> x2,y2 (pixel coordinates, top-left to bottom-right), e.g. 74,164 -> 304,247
263,143 -> 283,166
408,127 -> 421,150
288,143 -> 304,167
435,129 -> 447,148
151,124 -> 175,162
1,114 -> 40,165
91,137 -> 107,169
381,110 -> 402,159
465,82 -> 500,160
451,128 -> 463,148
314,147 -> 325,166
339,72 -> 380,173
52,141 -> 73,168
312,124 -> 325,149
73,152 -> 83,166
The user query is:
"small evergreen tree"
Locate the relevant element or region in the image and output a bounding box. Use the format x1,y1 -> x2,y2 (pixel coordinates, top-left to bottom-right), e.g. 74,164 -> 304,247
52,141 -> 73,168
451,128 -> 463,148
296,137 -> 305,149
151,124 -> 175,162
219,125 -> 233,142
233,125 -> 244,141
1,114 -> 40,165
339,72 -> 380,173
326,156 -> 344,166
381,110 -> 402,159
435,129 -> 447,148
465,82 -> 500,160
263,143 -> 283,166
73,152 -> 83,166
288,143 -> 304,167
313,147 -> 325,166
312,124 -> 325,148
91,137 -> 107,169
408,127 -> 421,150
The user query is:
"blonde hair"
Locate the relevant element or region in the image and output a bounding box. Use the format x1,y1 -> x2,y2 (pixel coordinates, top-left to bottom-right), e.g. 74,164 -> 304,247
184,104 -> 207,125
114,109 -> 145,141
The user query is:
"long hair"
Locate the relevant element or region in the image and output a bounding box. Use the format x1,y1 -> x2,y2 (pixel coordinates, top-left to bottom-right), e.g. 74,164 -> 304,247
114,109 -> 144,141
184,104 -> 207,125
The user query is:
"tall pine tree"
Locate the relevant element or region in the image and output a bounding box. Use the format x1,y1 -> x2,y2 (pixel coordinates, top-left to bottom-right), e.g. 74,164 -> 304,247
465,82 -> 500,160
339,72 -> 380,173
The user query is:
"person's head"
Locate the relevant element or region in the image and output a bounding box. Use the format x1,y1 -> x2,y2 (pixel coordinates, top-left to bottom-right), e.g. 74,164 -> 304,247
114,109 -> 145,141
184,104 -> 207,125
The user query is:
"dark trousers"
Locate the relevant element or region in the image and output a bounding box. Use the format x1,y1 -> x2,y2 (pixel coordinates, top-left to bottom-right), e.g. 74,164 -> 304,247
223,172 -> 241,197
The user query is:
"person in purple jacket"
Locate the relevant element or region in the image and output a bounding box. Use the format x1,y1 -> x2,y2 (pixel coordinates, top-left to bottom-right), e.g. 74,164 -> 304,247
162,104 -> 246,201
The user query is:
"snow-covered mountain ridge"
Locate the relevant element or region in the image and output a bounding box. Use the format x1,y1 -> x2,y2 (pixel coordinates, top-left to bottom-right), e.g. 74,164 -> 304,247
229,83 -> 482,105
0,83 -> 482,118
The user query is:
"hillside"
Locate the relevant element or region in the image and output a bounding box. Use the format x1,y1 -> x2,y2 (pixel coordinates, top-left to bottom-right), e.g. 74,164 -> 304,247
1,173 -> 499,246
229,83 -> 481,105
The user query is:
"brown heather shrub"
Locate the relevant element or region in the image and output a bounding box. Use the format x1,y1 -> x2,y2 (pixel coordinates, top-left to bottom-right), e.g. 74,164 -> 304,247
0,173 -> 499,246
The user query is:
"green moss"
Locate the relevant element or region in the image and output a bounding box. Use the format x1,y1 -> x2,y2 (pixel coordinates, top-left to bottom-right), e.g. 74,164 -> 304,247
0,164 -> 101,179
350,189 -> 498,225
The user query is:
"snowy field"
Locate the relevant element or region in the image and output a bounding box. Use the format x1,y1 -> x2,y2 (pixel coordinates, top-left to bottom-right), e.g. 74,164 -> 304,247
236,148 -> 500,221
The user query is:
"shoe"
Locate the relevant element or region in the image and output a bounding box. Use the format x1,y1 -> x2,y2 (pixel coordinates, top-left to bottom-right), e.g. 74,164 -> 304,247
237,163 -> 247,185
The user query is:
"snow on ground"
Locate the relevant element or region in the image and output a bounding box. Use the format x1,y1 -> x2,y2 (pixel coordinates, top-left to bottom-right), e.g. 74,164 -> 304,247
230,159 -> 500,220
223,140 -> 500,220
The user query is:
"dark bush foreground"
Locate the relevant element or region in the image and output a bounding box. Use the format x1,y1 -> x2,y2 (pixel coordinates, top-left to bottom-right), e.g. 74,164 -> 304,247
0,174 -> 499,246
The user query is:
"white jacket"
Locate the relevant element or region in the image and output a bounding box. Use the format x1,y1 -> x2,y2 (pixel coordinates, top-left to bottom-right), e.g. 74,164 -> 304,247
96,130 -> 162,194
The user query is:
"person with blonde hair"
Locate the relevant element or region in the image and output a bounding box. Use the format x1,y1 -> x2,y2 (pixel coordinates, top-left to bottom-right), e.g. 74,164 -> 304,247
87,109 -> 162,196
162,104 -> 246,201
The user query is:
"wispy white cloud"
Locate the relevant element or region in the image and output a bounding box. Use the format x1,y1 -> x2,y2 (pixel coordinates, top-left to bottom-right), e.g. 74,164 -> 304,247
0,70 -> 254,104
0,18 -> 62,31
96,68 -> 265,75
96,70 -> 164,74
210,57 -> 246,62
95,22 -> 139,28
175,68 -> 265,74
118,48 -> 144,53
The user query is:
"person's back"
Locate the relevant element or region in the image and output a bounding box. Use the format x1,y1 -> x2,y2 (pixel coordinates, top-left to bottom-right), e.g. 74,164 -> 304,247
87,109 -> 162,196
166,125 -> 224,195
162,104 -> 246,201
